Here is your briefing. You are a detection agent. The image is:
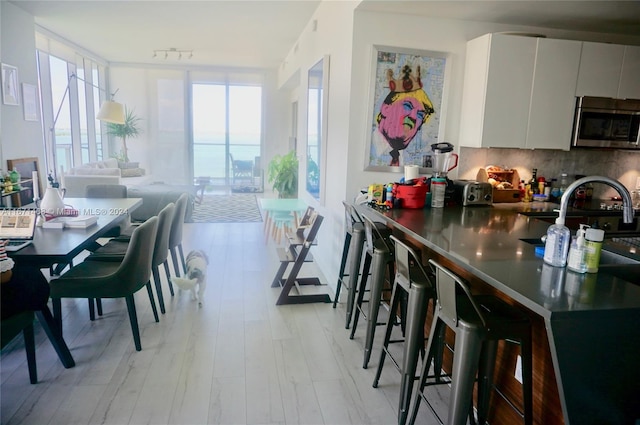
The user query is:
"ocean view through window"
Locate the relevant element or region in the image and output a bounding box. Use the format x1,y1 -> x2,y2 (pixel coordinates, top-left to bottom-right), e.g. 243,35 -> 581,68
192,83 -> 262,185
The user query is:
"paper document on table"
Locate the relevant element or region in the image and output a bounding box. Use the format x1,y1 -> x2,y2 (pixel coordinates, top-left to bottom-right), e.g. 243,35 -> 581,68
42,215 -> 98,229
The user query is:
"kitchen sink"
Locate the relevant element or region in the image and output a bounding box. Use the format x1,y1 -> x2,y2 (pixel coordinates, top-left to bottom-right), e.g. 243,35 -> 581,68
519,238 -> 544,246
597,246 -> 640,284
598,249 -> 639,265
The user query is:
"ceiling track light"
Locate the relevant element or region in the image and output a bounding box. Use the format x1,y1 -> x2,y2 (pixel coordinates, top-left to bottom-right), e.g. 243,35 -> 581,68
152,48 -> 194,60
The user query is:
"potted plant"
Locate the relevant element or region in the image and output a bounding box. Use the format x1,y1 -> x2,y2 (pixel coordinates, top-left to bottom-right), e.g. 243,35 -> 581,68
107,107 -> 142,168
267,150 -> 299,198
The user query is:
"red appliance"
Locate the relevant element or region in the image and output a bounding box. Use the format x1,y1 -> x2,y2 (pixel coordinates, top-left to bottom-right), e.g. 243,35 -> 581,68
394,184 -> 428,208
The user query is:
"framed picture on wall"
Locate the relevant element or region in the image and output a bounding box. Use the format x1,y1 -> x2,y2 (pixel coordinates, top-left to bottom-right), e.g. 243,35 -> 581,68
22,83 -> 39,121
1,63 -> 20,106
365,46 -> 450,173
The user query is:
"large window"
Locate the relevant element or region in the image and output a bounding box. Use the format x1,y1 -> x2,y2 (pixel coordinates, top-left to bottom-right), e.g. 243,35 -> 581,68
192,83 -> 262,185
37,49 -> 107,176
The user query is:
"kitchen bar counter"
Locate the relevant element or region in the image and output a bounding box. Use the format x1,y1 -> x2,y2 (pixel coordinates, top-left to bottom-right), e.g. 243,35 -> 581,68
360,204 -> 640,425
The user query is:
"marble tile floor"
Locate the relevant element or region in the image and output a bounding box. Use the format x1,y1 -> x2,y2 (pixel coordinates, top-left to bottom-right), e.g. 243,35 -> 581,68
1,222 -> 453,425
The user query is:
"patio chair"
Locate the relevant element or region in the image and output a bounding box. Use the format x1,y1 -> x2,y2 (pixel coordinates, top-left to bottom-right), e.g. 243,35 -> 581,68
229,153 -> 253,186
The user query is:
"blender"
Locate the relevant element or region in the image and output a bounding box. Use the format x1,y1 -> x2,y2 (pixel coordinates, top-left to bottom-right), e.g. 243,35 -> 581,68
431,142 -> 458,178
430,142 -> 458,207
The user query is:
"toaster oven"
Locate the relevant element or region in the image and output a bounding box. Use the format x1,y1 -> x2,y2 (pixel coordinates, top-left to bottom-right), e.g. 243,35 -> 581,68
453,180 -> 493,206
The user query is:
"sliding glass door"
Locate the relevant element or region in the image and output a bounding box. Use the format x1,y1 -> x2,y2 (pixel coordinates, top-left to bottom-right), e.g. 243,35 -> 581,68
192,83 -> 262,187
37,50 -> 106,177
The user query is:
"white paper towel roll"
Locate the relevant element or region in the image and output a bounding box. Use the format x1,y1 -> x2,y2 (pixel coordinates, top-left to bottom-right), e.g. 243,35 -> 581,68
405,165 -> 419,181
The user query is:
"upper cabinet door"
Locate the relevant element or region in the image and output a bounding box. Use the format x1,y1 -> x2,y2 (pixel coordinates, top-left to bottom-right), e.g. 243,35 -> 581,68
576,42 -> 625,97
618,45 -> 640,99
459,33 -> 536,149
526,38 -> 582,150
483,35 -> 537,148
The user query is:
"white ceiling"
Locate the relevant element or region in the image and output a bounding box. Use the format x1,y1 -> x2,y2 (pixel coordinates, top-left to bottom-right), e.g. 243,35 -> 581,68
10,0 -> 640,69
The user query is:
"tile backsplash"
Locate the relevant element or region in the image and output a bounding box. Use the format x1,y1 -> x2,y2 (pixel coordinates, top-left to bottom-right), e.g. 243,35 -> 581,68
458,147 -> 640,200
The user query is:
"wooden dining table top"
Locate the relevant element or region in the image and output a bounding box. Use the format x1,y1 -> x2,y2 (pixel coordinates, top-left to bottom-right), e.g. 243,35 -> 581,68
9,197 -> 142,267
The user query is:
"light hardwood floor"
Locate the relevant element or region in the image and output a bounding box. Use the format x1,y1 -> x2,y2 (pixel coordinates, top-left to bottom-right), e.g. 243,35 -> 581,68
1,222 -> 449,425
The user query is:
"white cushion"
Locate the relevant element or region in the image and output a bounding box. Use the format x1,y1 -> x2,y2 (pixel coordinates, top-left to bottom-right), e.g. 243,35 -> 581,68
63,174 -> 122,197
69,158 -> 120,175
103,158 -> 119,168
72,167 -> 121,176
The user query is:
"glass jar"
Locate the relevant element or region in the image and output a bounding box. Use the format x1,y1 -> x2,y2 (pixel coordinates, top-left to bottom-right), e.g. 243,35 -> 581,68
559,173 -> 569,197
632,190 -> 640,209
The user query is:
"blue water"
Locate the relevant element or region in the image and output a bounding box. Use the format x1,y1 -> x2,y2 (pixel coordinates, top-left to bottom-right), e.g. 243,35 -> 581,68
193,144 -> 260,178
53,134 -> 260,179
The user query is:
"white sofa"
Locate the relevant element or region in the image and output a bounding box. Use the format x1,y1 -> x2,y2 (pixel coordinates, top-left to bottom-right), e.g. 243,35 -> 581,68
62,158 -> 122,197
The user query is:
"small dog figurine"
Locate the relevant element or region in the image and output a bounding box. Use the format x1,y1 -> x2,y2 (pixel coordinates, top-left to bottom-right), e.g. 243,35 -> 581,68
171,250 -> 209,306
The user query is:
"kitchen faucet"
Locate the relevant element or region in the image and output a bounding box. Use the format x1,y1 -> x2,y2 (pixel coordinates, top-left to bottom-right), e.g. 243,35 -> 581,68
558,176 -> 634,225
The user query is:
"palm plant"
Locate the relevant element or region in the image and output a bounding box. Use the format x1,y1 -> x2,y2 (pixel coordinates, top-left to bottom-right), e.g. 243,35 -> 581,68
106,107 -> 142,164
267,150 -> 299,198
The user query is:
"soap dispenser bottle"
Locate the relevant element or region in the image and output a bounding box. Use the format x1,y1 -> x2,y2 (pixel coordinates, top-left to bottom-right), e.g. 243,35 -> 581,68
567,224 -> 588,273
584,228 -> 605,273
543,217 -> 571,267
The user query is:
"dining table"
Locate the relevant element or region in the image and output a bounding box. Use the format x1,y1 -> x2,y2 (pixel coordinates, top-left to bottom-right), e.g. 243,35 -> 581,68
7,197 -> 142,368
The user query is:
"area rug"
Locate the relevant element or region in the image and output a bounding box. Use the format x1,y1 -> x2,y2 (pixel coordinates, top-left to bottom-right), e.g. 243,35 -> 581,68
189,194 -> 263,223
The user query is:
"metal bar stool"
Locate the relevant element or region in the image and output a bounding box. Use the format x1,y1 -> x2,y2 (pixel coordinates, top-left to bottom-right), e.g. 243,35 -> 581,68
408,259 -> 533,425
334,202 -> 391,329
350,214 -> 395,367
333,201 -> 366,328
371,235 -> 436,425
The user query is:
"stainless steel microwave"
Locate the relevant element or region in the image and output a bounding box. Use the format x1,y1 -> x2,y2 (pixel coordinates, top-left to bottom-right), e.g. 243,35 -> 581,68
572,96 -> 640,149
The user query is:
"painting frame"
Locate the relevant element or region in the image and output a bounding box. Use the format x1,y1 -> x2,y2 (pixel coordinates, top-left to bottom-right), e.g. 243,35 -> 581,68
1,63 -> 20,106
22,83 -> 39,121
364,45 -> 450,173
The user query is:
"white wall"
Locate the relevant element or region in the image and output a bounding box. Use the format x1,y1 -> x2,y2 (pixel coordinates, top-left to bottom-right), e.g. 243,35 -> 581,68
0,2 -> 45,189
262,69 -> 292,187
0,2 -> 3,166
277,1 -> 358,287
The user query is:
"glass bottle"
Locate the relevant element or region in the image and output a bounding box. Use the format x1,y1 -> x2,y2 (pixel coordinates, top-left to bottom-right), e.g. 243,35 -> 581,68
9,168 -> 20,191
529,168 -> 538,194
585,182 -> 594,200
550,178 -> 560,202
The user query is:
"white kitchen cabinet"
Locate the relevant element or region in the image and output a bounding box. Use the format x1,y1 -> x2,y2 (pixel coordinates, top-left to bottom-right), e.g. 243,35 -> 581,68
575,42 -> 625,97
618,45 -> 640,99
460,34 -> 581,150
527,38 -> 582,150
459,33 -> 536,149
